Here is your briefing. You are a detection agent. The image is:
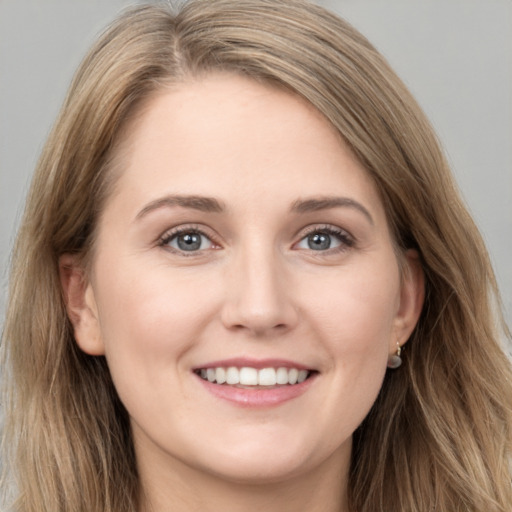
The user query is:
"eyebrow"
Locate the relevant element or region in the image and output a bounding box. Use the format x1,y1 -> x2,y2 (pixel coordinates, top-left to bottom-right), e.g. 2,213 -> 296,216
136,195 -> 225,219
135,194 -> 373,224
290,196 -> 374,225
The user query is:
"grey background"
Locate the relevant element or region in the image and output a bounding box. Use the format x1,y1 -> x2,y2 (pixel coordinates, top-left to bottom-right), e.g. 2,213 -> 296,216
1,0 -> 511,333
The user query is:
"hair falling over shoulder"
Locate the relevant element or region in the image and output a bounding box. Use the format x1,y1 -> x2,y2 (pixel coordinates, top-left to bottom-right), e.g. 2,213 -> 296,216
1,1 -> 511,511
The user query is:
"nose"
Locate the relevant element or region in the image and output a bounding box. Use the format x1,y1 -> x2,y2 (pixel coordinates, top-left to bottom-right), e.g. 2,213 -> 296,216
220,244 -> 299,337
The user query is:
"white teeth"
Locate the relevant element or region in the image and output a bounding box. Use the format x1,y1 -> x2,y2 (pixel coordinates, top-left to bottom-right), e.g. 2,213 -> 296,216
226,367 -> 240,385
216,367 -> 226,384
297,369 -> 308,383
198,366 -> 311,386
276,367 -> 289,385
239,367 -> 258,385
258,367 -> 277,386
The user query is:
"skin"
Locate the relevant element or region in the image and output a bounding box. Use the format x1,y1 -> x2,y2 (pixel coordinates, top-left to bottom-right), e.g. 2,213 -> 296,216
61,73 -> 424,512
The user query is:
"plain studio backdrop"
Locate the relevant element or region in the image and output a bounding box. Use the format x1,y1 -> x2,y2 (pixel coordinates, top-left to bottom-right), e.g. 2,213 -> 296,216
0,0 -> 511,344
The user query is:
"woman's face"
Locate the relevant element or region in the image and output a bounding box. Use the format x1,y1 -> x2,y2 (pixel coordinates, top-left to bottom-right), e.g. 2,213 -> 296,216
63,73 -> 423,486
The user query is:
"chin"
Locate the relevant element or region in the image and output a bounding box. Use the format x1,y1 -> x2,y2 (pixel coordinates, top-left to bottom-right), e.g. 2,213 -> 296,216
201,453 -> 312,485
183,429 -> 347,485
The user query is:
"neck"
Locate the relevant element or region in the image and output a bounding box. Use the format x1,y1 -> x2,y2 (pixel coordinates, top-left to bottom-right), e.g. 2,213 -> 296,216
138,445 -> 350,512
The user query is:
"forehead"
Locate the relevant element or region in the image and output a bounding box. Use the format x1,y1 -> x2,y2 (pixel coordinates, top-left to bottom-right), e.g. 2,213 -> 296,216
105,73 -> 384,220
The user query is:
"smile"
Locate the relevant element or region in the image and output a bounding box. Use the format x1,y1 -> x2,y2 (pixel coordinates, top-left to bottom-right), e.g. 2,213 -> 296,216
196,366 -> 311,386
193,359 -> 318,407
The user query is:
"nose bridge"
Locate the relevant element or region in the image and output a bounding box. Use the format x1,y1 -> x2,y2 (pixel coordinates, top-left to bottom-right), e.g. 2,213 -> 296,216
221,235 -> 297,334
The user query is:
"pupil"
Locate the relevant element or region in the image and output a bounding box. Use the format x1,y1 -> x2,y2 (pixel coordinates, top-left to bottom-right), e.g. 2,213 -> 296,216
308,233 -> 331,250
177,233 -> 201,251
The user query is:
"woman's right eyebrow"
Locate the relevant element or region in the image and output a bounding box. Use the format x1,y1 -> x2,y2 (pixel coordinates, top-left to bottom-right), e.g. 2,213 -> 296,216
135,194 -> 226,220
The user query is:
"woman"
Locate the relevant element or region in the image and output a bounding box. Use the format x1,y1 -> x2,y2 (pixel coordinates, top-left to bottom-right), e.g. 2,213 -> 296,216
2,1 -> 511,511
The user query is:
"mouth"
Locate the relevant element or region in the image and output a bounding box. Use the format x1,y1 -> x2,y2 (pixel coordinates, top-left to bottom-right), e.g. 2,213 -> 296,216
194,366 -> 315,388
193,360 -> 318,407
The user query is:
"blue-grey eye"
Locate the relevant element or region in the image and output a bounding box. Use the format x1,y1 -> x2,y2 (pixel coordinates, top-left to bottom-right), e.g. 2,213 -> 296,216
168,232 -> 212,252
308,233 -> 331,250
296,231 -> 343,251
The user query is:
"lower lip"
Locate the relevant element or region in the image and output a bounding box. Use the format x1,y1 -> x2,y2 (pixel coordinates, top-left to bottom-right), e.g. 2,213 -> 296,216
195,374 -> 316,408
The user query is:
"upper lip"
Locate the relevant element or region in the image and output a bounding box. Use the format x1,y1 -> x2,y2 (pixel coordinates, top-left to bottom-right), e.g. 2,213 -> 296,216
193,358 -> 313,371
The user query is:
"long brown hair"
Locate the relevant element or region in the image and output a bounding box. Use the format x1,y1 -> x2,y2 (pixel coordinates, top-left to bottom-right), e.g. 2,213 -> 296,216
2,1 -> 511,511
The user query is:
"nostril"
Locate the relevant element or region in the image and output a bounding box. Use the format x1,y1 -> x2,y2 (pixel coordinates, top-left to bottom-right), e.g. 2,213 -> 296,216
219,282 -> 299,335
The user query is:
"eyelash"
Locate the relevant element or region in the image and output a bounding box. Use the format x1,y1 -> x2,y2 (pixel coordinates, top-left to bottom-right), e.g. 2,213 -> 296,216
158,225 -> 220,256
296,225 -> 355,253
158,224 -> 355,255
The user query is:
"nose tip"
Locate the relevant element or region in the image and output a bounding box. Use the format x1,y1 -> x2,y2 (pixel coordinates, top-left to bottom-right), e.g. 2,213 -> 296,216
222,302 -> 294,336
220,256 -> 298,336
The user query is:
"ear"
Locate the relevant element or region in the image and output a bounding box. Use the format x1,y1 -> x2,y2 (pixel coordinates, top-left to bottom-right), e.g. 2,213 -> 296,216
59,254 -> 105,356
391,249 -> 425,353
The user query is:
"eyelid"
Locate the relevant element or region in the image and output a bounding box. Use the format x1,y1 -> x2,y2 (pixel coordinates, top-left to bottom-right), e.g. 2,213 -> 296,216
158,224 -> 222,253
157,223 -> 355,255
293,224 -> 355,251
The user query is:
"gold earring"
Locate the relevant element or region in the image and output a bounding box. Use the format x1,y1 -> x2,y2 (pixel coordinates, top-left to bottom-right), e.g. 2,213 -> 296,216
387,340 -> 402,369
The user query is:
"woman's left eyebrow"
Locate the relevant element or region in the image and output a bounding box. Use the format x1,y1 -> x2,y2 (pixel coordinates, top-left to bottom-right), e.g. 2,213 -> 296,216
290,196 -> 374,225
135,194 -> 225,220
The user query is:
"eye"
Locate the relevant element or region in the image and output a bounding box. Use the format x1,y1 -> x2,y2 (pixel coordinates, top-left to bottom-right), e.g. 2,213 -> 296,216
295,226 -> 354,252
160,228 -> 217,253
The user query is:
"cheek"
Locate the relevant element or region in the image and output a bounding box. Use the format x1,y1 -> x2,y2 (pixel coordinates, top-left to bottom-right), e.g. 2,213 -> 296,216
309,263 -> 399,344
92,258 -> 220,378
302,259 -> 400,392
